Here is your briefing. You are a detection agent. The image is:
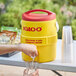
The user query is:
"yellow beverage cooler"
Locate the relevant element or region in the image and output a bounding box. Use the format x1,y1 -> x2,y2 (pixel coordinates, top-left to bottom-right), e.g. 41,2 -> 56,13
21,9 -> 58,63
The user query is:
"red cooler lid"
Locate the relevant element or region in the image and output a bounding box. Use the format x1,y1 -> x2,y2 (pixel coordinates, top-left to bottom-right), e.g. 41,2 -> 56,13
22,9 -> 56,21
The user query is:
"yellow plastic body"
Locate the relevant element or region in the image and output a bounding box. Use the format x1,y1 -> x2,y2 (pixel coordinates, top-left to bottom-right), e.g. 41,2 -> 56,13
21,19 -> 57,63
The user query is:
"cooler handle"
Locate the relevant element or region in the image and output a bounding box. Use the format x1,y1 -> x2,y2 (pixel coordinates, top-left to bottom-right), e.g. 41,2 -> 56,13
25,9 -> 53,15
56,21 -> 59,32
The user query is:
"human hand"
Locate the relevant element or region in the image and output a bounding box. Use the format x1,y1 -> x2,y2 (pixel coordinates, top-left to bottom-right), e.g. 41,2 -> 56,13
23,69 -> 39,76
18,44 -> 38,57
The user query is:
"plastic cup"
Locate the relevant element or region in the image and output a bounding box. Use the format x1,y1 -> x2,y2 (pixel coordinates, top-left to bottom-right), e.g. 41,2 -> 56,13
62,26 -> 73,63
23,62 -> 39,76
23,55 -> 38,76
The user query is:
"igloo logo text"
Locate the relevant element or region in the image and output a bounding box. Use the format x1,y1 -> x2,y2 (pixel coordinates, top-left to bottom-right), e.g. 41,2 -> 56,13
23,26 -> 42,32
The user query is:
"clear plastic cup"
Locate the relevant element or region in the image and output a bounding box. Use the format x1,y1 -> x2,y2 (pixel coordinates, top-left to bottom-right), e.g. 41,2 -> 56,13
23,62 -> 38,76
62,26 -> 73,63
23,56 -> 39,76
